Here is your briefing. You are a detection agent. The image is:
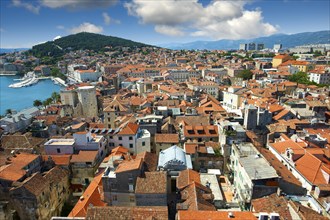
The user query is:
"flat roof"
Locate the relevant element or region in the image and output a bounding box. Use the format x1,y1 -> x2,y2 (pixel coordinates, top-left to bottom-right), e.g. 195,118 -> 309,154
200,174 -> 223,201
239,155 -> 278,180
45,139 -> 75,146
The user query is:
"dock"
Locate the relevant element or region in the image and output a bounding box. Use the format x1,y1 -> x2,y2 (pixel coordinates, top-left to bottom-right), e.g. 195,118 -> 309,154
53,77 -> 67,87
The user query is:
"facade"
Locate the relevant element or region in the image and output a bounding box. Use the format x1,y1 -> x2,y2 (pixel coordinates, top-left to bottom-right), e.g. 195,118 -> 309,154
73,70 -> 102,82
9,167 -> 69,220
70,150 -> 100,196
60,86 -> 98,118
308,69 -> 330,84
110,123 -> 151,155
230,143 -> 279,206
44,139 -> 75,155
154,133 -> 180,155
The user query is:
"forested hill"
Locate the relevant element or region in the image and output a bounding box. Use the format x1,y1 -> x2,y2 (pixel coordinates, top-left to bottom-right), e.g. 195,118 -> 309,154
30,32 -> 153,57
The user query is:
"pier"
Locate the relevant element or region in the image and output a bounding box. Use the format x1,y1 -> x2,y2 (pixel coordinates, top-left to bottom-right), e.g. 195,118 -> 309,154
52,77 -> 67,87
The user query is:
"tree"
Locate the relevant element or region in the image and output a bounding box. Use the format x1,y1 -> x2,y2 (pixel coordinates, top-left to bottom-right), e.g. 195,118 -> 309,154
237,69 -> 253,80
33,99 -> 42,107
51,92 -> 60,103
5,109 -> 12,115
43,98 -> 53,107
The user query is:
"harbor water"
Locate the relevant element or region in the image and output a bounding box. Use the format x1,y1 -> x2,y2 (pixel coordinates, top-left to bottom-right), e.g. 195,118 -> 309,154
0,76 -> 62,115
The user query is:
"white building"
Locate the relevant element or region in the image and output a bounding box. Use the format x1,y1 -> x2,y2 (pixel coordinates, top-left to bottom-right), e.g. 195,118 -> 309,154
187,80 -> 219,99
308,68 -> 330,85
0,107 -> 40,133
44,139 -> 75,155
110,123 -> 151,155
230,143 -> 278,204
73,70 -> 102,82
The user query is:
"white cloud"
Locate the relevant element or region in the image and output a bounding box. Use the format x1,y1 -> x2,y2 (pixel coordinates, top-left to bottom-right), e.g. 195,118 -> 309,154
53,36 -> 62,40
40,0 -> 117,9
125,0 -> 278,40
102,12 -> 121,25
103,12 -> 111,25
12,0 -> 40,14
56,25 -> 65,30
155,25 -> 185,37
70,22 -> 103,34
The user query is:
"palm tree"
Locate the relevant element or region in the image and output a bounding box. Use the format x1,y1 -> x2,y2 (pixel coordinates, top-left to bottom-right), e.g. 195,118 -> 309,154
51,92 -> 60,103
33,99 -> 42,107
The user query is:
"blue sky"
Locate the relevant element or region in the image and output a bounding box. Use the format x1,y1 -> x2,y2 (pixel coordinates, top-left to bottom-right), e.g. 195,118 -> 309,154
1,0 -> 329,48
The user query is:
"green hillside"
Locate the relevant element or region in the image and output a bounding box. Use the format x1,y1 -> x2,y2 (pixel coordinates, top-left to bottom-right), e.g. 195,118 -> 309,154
30,32 -> 152,57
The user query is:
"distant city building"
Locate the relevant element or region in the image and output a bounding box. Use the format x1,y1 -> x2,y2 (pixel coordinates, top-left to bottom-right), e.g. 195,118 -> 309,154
239,42 -> 264,51
239,43 -> 247,51
273,44 -> 282,52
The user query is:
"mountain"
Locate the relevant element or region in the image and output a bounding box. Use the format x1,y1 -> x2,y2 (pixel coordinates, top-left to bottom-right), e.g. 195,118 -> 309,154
160,31 -> 330,50
0,48 -> 29,53
29,32 -> 153,57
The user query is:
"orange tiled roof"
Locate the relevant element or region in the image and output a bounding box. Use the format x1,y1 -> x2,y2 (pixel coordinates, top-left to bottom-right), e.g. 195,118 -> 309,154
118,123 -> 139,135
178,211 -> 256,220
115,158 -> 143,173
155,133 -> 179,143
177,169 -> 201,190
70,151 -> 98,163
68,173 -> 106,218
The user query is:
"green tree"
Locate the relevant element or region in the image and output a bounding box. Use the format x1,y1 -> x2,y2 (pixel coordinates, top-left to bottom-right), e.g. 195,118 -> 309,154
43,98 -> 53,107
237,69 -> 253,80
5,109 -> 12,115
51,92 -> 60,103
33,99 -> 42,107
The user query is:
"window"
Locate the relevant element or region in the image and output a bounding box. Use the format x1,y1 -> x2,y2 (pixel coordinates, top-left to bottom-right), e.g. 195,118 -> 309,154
129,136 -> 133,140
142,142 -> 145,146
112,195 -> 117,201
57,148 -> 61,154
129,144 -> 133,148
118,136 -> 122,141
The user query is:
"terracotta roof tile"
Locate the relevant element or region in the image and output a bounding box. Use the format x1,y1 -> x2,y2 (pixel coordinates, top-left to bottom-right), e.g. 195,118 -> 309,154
135,172 -> 167,194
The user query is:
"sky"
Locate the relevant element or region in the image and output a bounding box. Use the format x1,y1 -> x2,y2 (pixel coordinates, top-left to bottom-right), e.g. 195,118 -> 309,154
0,0 -> 329,48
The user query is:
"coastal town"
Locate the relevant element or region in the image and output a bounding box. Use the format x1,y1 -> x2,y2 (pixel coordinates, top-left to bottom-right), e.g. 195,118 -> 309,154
0,40 -> 330,220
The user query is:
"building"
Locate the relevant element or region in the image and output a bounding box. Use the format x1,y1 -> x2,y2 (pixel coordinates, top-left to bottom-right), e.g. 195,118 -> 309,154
0,153 -> 42,187
154,133 -> 180,155
158,145 -> 192,174
244,105 -> 258,130
60,86 -> 98,118
0,107 -> 40,134
273,44 -> 282,52
111,123 -> 151,155
267,135 -> 330,192
230,143 -> 279,206
272,54 -> 291,68
135,172 -> 168,206
70,151 -> 100,196
73,69 -> 102,82
308,66 -> 330,84
9,166 -> 69,220
239,43 -> 247,51
182,125 -> 219,143
44,138 -> 75,155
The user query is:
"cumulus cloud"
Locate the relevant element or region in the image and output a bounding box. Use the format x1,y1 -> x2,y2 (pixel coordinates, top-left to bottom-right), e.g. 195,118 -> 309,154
155,25 -> 185,37
12,0 -> 40,14
125,0 -> 278,40
70,22 -> 103,34
102,12 -> 121,25
40,0 -> 117,9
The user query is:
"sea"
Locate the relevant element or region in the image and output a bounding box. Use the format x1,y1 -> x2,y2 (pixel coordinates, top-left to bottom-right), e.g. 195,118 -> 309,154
0,75 -> 62,115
